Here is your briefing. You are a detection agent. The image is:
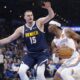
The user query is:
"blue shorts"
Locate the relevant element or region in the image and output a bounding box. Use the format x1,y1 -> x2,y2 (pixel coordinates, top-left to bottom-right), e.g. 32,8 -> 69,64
22,49 -> 50,68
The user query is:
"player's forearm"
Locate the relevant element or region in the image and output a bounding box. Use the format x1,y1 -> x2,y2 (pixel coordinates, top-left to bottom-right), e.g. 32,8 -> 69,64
0,37 -> 12,45
66,58 -> 79,67
66,62 -> 78,67
47,7 -> 55,19
72,34 -> 80,41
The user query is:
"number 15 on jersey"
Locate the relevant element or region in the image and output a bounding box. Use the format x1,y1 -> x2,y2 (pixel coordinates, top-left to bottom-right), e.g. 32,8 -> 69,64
30,36 -> 37,44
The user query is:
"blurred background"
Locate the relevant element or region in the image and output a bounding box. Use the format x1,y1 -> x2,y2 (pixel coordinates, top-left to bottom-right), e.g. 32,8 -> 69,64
0,0 -> 80,80
0,0 -> 80,38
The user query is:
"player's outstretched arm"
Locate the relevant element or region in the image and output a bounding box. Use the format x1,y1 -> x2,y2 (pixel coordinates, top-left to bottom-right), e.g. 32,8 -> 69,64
37,1 -> 55,25
65,28 -> 80,41
0,27 -> 22,45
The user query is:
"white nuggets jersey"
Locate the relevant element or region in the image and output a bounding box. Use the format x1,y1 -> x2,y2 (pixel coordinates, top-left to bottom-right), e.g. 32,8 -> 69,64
53,28 -> 76,51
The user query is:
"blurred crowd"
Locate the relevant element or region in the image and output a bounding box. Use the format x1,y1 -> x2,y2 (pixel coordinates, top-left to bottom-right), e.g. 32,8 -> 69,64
0,39 -> 26,80
0,33 -> 80,80
0,39 -> 55,80
0,38 -> 60,80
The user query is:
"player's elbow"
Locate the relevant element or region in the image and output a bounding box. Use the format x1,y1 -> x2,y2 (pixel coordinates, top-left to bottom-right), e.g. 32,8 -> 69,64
49,13 -> 55,19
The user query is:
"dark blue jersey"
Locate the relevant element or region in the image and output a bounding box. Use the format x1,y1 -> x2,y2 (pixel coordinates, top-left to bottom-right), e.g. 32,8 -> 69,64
23,22 -> 49,53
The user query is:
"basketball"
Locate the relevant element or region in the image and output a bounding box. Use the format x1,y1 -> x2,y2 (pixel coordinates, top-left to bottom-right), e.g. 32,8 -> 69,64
56,46 -> 74,59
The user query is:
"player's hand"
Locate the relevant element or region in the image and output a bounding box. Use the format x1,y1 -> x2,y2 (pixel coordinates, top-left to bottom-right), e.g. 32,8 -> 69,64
53,47 -> 60,57
41,1 -> 51,9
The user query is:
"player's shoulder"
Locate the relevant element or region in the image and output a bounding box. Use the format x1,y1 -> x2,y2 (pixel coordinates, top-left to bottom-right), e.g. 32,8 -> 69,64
15,25 -> 24,35
63,27 -> 71,32
16,25 -> 24,30
18,25 -> 24,29
63,27 -> 73,33
63,27 -> 74,37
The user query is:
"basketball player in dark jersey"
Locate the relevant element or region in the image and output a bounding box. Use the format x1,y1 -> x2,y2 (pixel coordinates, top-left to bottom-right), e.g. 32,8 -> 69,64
0,1 -> 55,80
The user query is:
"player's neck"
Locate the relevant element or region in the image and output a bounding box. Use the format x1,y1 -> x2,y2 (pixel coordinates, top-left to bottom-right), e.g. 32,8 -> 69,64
26,21 -> 35,27
26,21 -> 35,28
55,30 -> 62,38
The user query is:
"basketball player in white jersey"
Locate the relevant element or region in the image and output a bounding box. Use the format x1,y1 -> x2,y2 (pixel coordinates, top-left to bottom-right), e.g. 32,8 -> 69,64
48,20 -> 80,80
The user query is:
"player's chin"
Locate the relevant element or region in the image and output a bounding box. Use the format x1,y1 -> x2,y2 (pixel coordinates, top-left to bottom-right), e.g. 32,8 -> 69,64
29,21 -> 32,23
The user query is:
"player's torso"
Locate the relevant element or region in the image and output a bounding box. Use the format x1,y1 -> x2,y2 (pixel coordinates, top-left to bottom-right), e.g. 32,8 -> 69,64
53,29 -> 68,47
23,22 -> 48,52
53,29 -> 76,50
54,37 -> 68,47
